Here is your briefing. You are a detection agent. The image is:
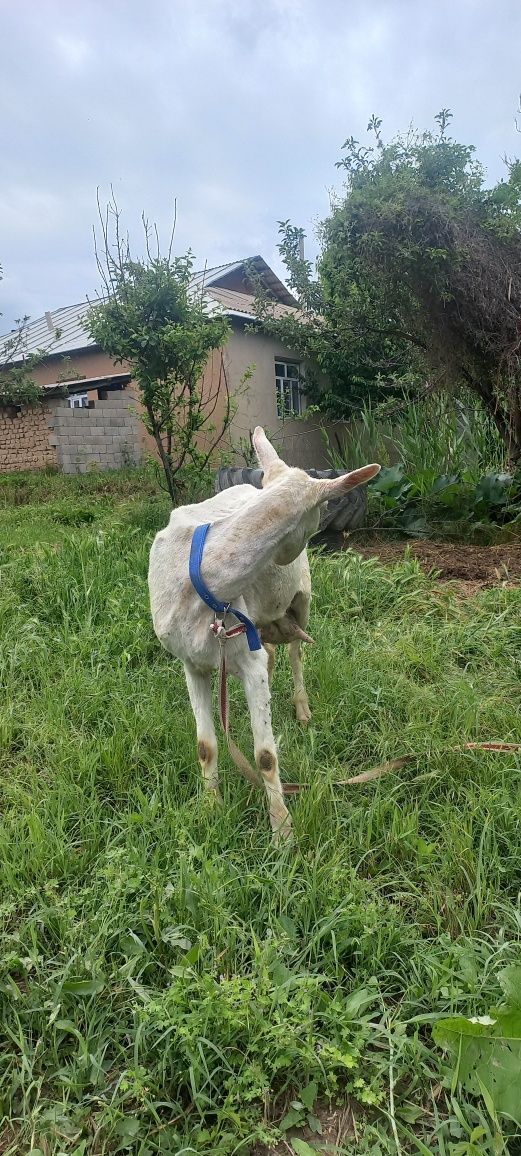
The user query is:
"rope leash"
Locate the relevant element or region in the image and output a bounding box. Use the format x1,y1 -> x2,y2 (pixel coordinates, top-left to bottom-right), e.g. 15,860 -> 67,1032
206,621 -> 521,795
281,742 -> 521,794
210,617 -> 263,789
189,523 -> 265,789
342,742 -> 521,785
210,615 -> 306,793
206,617 -> 521,795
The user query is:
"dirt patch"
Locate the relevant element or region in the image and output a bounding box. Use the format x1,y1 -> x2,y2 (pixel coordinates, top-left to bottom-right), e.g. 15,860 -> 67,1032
252,1101 -> 355,1155
339,538 -> 521,587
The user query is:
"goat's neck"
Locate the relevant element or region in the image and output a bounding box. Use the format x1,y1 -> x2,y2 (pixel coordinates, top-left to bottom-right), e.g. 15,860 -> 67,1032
200,486 -> 312,602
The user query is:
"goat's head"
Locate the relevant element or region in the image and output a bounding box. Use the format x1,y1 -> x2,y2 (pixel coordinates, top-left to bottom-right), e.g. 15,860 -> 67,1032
252,426 -> 380,564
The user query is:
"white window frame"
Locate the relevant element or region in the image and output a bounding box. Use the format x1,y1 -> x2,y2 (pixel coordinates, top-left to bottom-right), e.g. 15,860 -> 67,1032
275,359 -> 303,419
68,393 -> 89,409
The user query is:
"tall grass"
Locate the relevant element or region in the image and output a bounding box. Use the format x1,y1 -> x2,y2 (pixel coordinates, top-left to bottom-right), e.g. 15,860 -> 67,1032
1,490 -> 521,1152
328,395 -> 506,480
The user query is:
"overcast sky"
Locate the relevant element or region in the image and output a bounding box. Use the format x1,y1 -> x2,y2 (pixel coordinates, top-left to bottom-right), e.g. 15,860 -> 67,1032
1,0 -> 520,331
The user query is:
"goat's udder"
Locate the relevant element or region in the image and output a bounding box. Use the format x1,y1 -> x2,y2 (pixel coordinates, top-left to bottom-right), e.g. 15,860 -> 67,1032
259,614 -> 314,645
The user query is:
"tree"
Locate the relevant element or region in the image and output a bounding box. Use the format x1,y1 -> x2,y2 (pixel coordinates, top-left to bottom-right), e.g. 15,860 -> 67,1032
0,264 -> 44,408
253,218 -> 423,419
262,113 -> 521,461
87,200 -> 234,500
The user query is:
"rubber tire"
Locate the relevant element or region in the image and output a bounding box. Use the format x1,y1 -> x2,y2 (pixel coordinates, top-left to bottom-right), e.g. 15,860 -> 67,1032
214,466 -> 367,534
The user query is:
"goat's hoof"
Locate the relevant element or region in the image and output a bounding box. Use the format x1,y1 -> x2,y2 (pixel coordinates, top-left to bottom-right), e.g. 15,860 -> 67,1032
272,818 -> 293,847
203,787 -> 223,806
294,698 -> 312,724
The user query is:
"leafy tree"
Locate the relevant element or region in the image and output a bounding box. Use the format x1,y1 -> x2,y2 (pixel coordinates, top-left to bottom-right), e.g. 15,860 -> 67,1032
261,113 -> 521,461
87,200 -> 234,500
254,218 -> 422,419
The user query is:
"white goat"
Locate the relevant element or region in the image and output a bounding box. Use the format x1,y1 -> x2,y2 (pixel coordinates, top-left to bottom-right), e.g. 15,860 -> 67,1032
148,427 -> 379,841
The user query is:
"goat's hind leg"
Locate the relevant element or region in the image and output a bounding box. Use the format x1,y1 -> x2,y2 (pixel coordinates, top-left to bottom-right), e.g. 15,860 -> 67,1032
288,641 -> 311,724
288,592 -> 312,724
183,661 -> 220,801
264,643 -> 276,687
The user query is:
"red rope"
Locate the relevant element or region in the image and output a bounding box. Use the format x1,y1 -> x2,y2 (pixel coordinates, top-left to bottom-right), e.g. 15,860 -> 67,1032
210,619 -> 263,789
210,619 -> 246,735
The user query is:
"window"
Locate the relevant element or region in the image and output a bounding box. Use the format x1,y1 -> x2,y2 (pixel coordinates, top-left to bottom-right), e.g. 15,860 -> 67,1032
275,360 -> 303,419
68,393 -> 89,409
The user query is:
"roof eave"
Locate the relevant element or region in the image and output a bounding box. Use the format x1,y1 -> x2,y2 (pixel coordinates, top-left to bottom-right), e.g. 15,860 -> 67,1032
226,310 -> 256,322
40,342 -> 99,362
246,256 -> 297,308
43,371 -> 132,395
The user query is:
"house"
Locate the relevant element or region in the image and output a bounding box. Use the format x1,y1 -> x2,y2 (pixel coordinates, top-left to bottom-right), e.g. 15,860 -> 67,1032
0,257 -> 334,476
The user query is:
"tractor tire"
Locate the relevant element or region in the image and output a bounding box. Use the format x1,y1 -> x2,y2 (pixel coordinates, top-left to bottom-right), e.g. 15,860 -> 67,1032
214,466 -> 367,536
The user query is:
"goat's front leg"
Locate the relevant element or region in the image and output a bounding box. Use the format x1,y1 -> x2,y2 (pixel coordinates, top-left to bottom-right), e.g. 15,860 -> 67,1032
183,661 -> 220,800
238,650 -> 292,844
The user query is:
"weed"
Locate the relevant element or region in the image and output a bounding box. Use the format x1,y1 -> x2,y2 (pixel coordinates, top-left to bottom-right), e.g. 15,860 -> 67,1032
328,396 -> 505,479
326,397 -> 521,542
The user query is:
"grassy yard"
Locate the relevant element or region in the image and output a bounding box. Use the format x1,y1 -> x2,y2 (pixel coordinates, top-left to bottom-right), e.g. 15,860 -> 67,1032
1,475 -> 521,1154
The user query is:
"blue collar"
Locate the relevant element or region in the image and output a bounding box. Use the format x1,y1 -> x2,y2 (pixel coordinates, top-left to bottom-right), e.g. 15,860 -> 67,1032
189,522 -> 262,652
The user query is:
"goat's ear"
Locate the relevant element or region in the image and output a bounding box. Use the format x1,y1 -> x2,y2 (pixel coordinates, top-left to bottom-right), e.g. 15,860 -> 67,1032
319,463 -> 381,501
252,426 -> 281,470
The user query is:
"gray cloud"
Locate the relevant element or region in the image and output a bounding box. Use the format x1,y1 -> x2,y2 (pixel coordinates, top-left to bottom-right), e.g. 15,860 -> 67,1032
1,0 -> 520,329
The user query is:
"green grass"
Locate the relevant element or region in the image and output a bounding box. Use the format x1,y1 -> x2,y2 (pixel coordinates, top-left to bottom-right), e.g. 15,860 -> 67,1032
0,463 -> 163,508
1,481 -> 521,1153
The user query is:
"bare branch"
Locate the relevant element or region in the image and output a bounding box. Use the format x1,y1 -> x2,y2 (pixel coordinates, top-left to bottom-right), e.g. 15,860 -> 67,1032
167,199 -> 177,263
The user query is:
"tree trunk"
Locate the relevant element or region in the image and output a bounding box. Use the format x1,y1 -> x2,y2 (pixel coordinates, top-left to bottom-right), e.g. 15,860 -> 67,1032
462,371 -> 521,466
145,402 -> 177,503
507,389 -> 521,466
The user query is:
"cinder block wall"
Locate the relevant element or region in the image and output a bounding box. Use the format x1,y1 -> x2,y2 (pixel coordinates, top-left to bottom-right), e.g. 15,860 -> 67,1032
49,391 -> 141,474
0,403 -> 58,472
